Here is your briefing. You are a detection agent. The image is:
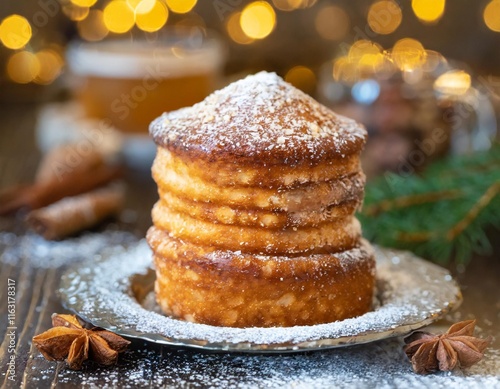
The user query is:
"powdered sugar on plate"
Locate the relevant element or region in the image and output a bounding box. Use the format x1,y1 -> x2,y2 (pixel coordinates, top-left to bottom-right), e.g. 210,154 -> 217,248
59,241 -> 462,352
49,340 -> 500,388
0,230 -> 137,269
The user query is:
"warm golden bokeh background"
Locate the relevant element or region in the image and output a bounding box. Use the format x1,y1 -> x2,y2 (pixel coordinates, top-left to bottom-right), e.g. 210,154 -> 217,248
1,0 -> 500,100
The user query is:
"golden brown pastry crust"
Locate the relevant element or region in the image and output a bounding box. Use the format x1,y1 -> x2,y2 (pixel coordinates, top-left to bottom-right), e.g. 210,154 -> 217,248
147,72 -> 375,328
149,72 -> 367,167
152,157 -> 365,211
152,202 -> 361,255
148,227 -> 376,328
155,147 -> 362,188
158,191 -> 360,229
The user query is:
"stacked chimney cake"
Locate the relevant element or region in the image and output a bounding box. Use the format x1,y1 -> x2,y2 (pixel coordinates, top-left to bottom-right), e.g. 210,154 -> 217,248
147,72 -> 375,328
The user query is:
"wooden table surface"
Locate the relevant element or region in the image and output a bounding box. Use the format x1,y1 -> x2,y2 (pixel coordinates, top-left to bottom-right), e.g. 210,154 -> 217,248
0,103 -> 499,388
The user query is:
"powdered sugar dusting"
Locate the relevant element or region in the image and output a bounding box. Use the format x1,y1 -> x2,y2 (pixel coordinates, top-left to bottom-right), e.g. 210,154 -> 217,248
60,241 -> 462,349
0,230 -> 136,269
246,238 -> 372,264
149,72 -> 366,164
49,341 -> 500,388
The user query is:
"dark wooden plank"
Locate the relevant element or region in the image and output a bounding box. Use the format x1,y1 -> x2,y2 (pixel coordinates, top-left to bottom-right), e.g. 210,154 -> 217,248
21,268 -> 63,389
0,258 -> 36,388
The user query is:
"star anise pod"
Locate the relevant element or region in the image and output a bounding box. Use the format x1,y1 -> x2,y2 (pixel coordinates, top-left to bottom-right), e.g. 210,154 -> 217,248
404,320 -> 492,374
32,313 -> 131,370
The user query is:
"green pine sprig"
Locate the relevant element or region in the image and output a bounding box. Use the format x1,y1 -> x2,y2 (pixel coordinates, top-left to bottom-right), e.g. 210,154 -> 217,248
358,144 -> 500,264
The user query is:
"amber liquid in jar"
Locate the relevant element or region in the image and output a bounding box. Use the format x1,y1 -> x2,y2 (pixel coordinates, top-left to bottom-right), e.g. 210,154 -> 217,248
77,73 -> 215,134
68,31 -> 224,134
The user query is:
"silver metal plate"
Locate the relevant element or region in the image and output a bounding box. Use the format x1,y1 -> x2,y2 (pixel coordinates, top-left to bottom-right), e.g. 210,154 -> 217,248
59,241 -> 462,353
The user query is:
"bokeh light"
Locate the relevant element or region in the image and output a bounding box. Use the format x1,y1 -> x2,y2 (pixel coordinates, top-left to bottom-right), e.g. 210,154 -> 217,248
126,0 -> 142,11
333,56 -> 357,83
240,1 -> 276,40
358,52 -> 385,71
227,12 -> 254,45
350,40 -> 387,78
434,70 -> 471,96
391,38 -> 426,71
6,51 -> 40,84
315,5 -> 349,41
333,39 -> 401,84
367,0 -> 402,35
63,4 -> 90,21
285,66 -> 316,94
349,40 -> 382,62
351,79 -> 380,104
71,0 -> 98,6
412,0 -> 445,24
131,0 -> 156,14
103,0 -> 135,34
0,15 -> 32,50
272,0 -> 302,11
34,49 -> 64,85
402,66 -> 423,84
422,50 -> 446,72
77,10 -> 109,41
484,0 -> 500,32
166,0 -> 197,14
136,0 -> 168,32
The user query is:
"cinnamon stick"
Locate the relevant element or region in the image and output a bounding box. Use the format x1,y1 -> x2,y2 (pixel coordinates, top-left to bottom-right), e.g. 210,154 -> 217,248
0,184 -> 30,206
35,144 -> 105,184
26,183 -> 125,240
0,165 -> 122,216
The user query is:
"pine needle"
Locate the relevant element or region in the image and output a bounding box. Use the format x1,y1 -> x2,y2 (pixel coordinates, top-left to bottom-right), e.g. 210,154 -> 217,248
358,144 -> 500,264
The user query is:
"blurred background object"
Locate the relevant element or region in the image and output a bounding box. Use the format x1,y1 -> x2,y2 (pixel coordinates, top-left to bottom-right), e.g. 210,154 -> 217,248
66,30 -> 224,134
2,0 -> 500,93
0,0 -> 499,173
318,46 -> 497,177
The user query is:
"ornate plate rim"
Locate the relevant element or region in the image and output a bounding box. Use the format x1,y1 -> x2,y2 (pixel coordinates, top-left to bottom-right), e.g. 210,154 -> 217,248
59,242 -> 462,353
